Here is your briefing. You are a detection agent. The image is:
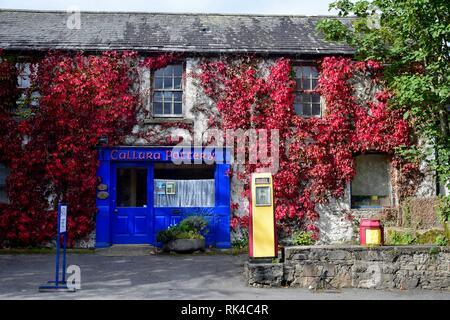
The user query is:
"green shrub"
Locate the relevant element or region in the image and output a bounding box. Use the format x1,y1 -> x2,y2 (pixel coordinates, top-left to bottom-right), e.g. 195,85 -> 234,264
176,231 -> 204,240
436,195 -> 450,223
388,231 -> 415,245
231,236 -> 248,250
178,216 -> 208,234
156,216 -> 208,244
291,231 -> 315,246
435,235 -> 449,246
156,226 -> 178,243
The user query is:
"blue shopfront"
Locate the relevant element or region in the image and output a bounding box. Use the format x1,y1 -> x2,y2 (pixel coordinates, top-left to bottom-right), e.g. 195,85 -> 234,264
95,146 -> 231,248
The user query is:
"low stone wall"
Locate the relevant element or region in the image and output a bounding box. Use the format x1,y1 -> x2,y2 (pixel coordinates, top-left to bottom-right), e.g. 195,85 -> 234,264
245,245 -> 449,291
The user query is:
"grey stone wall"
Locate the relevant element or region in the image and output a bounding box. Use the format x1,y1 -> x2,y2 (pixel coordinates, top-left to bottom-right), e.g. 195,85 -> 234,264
245,245 -> 450,290
121,56 -> 438,245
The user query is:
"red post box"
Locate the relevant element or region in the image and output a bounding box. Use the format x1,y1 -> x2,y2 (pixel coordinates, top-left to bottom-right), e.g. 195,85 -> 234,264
359,219 -> 384,246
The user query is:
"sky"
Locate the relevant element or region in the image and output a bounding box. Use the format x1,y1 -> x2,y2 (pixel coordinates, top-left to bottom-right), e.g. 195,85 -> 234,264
0,0 -> 338,15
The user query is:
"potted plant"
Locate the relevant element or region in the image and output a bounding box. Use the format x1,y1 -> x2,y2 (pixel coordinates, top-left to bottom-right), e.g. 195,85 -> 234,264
157,216 -> 208,253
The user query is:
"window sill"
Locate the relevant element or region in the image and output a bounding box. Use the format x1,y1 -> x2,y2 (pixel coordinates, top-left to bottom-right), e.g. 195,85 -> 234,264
144,118 -> 194,125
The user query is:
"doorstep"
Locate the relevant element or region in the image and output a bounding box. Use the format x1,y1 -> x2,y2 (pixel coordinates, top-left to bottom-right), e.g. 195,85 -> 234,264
95,244 -> 160,257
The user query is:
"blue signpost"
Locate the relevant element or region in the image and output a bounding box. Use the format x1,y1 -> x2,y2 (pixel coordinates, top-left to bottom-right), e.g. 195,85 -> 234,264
39,203 -> 75,292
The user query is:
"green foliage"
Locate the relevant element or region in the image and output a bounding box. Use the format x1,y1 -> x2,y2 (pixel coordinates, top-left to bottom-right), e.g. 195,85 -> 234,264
231,237 -> 248,250
178,216 -> 209,234
317,0 -> 450,189
436,195 -> 450,223
156,216 -> 208,244
231,228 -> 248,252
291,231 -> 316,246
434,235 -> 449,246
386,228 -> 448,245
388,230 -> 415,245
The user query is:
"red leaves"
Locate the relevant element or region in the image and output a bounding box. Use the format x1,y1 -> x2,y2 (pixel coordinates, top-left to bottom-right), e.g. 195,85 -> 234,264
199,56 -> 412,240
140,53 -> 182,70
0,51 -> 138,247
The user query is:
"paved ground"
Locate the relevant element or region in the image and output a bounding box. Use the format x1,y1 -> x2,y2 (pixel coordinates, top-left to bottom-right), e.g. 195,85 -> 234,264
0,253 -> 449,300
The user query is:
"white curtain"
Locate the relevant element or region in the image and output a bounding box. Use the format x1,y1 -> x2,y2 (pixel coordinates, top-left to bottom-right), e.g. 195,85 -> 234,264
154,179 -> 215,207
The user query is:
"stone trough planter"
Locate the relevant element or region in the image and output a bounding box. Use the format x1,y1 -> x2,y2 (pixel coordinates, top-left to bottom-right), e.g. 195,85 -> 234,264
164,239 -> 205,253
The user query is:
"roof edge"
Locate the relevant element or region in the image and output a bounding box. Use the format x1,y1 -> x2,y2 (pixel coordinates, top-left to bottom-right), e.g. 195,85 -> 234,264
0,8 -> 354,19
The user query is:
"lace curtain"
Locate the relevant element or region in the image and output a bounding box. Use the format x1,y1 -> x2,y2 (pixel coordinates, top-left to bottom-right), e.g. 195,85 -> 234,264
154,179 -> 215,207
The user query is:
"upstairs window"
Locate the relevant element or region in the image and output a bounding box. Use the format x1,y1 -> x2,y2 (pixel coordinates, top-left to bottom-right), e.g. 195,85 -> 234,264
351,154 -> 392,208
152,64 -> 183,117
15,62 -> 39,113
293,65 -> 322,117
16,63 -> 32,89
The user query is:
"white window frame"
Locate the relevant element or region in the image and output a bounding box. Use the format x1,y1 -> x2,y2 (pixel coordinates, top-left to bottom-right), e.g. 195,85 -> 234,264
151,64 -> 184,118
293,65 -> 322,117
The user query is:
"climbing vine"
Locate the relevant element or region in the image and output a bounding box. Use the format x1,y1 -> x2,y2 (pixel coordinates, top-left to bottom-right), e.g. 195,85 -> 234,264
0,51 -> 141,246
199,56 -> 415,240
0,49 -> 420,246
0,51 -> 186,247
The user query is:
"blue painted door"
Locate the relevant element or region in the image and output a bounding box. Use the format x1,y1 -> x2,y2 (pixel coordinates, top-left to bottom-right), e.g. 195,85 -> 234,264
111,163 -> 153,244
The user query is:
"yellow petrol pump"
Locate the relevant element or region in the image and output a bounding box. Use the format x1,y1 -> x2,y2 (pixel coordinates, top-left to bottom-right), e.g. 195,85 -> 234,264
249,172 -> 277,258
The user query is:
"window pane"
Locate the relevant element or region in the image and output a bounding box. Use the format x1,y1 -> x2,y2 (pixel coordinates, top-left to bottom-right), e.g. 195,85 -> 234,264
163,102 -> 172,114
302,94 -> 311,104
173,65 -> 183,76
154,179 -> 215,208
351,154 -> 391,208
302,78 -> 310,90
174,77 -> 182,89
164,77 -> 173,89
16,63 -> 32,89
302,66 -> 311,76
312,93 -> 320,103
117,168 -> 147,207
295,79 -> 302,91
312,79 -> 318,89
154,77 -> 163,89
30,91 -> 40,107
174,103 -> 182,115
294,104 -> 302,115
302,104 -> 312,116
154,102 -> 163,115
163,92 -> 173,101
173,92 -> 182,102
312,104 -> 321,116
294,67 -> 302,78
163,65 -> 173,76
311,66 -> 319,78
154,68 -> 164,77
153,92 -> 162,102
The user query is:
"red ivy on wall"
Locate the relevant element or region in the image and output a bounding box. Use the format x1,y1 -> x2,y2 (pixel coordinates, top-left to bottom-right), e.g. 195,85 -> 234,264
0,51 -> 184,247
199,56 -> 412,239
0,50 -> 415,246
0,51 -> 139,246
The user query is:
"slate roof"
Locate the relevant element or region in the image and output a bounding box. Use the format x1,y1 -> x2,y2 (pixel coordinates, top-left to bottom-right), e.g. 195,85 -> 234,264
0,10 -> 354,54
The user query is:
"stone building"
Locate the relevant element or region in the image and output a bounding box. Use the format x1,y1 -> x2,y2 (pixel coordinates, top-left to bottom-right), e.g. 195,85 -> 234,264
0,10 -> 441,248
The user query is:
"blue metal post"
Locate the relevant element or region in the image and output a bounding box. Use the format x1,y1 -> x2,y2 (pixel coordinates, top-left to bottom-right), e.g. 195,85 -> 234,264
62,230 -> 67,283
55,203 -> 61,286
